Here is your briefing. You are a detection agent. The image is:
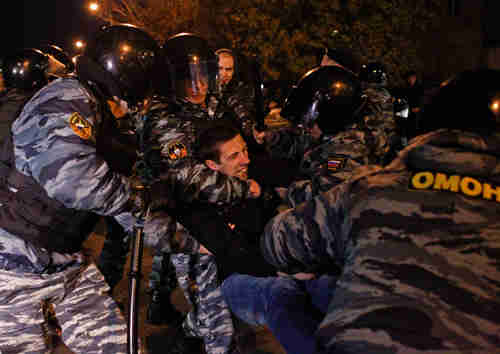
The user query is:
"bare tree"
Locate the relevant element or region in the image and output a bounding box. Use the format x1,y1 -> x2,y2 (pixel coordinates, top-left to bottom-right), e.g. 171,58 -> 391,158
93,0 -> 213,42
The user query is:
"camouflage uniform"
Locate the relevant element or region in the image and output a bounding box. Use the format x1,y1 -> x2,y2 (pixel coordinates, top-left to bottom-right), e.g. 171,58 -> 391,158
0,88 -> 38,146
362,84 -> 400,164
96,112 -> 140,293
0,77 -> 173,353
217,80 -> 256,139
143,94 -> 253,354
263,129 -> 500,352
262,109 -> 392,208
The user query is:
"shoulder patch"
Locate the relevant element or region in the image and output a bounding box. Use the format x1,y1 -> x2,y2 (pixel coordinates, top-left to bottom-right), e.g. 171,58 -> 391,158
165,140 -> 188,161
69,112 -> 93,140
327,157 -> 346,172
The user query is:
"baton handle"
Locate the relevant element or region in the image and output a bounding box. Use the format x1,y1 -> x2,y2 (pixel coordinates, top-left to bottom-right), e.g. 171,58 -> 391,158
127,183 -> 146,354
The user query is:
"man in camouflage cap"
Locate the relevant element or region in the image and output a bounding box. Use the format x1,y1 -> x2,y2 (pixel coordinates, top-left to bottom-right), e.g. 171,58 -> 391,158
263,68 -> 500,353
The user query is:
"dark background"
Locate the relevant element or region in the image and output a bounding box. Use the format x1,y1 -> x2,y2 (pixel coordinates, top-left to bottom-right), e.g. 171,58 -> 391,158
4,1 -> 102,59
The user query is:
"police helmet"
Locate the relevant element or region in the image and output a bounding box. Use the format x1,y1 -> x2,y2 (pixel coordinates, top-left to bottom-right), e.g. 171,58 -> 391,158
79,24 -> 160,106
2,48 -> 49,90
316,47 -> 360,75
359,62 -> 388,85
162,33 -> 217,100
419,68 -> 500,134
40,44 -> 75,74
281,65 -> 366,135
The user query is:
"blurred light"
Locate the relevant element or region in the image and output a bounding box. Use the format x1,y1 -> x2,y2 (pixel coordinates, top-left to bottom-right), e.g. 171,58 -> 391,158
121,44 -> 131,53
333,81 -> 344,89
490,99 -> 500,115
75,40 -> 85,49
89,2 -> 99,11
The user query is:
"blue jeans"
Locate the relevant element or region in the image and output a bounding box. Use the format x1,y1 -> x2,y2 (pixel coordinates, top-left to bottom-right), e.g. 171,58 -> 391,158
221,274 -> 337,354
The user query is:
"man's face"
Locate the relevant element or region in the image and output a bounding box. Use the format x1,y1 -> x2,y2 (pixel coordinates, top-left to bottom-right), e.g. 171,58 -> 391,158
408,75 -> 417,86
185,76 -> 208,105
218,53 -> 235,87
207,134 -> 250,179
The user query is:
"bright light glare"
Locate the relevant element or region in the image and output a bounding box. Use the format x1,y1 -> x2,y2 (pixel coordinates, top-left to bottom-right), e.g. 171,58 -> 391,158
490,100 -> 500,114
89,2 -> 99,11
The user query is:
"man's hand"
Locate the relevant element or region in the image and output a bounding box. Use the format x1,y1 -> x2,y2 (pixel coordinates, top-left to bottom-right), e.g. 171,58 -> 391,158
248,179 -> 261,198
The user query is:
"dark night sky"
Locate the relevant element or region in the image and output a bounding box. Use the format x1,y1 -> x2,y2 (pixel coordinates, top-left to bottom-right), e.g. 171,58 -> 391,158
5,1 -> 102,58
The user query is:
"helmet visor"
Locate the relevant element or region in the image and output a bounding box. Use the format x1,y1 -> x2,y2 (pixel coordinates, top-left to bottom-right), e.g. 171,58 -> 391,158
174,58 -> 215,101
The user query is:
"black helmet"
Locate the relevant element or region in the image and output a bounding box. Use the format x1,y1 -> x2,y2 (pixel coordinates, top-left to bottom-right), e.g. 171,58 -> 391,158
316,47 -> 360,75
281,66 -> 365,135
2,48 -> 49,90
40,44 -> 75,74
419,69 -> 500,134
78,24 -> 159,106
359,62 -> 387,85
162,33 -> 217,100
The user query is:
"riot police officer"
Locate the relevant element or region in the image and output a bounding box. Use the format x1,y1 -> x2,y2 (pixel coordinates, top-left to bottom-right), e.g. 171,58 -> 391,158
39,43 -> 76,74
0,48 -> 67,143
0,24 -> 166,353
263,68 -> 500,353
359,61 -> 400,163
141,32 -> 261,354
254,65 -> 392,208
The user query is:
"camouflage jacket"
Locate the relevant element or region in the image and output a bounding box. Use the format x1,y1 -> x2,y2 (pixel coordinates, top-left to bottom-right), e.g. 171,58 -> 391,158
0,78 -> 171,273
0,88 -> 37,145
263,119 -> 387,207
140,95 -> 255,253
363,85 -> 400,162
217,80 -> 256,139
263,129 -> 500,352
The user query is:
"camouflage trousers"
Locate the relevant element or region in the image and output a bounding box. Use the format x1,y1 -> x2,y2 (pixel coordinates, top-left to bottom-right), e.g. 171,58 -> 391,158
0,262 -> 129,354
171,253 -> 235,354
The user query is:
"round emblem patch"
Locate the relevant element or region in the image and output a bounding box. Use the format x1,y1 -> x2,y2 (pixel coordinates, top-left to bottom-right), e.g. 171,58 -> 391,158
166,141 -> 188,161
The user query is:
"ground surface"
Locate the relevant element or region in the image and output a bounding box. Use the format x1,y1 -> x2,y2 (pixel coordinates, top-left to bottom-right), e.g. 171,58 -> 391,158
82,218 -> 286,354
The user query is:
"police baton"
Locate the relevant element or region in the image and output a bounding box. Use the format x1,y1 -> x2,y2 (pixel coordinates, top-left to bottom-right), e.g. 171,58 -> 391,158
127,182 -> 147,354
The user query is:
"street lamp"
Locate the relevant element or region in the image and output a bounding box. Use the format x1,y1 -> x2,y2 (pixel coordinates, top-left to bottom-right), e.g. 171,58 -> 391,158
74,40 -> 86,50
88,2 -> 99,12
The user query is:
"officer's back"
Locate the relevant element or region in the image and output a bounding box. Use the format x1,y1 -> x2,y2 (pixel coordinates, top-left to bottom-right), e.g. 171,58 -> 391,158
316,68 -> 500,353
